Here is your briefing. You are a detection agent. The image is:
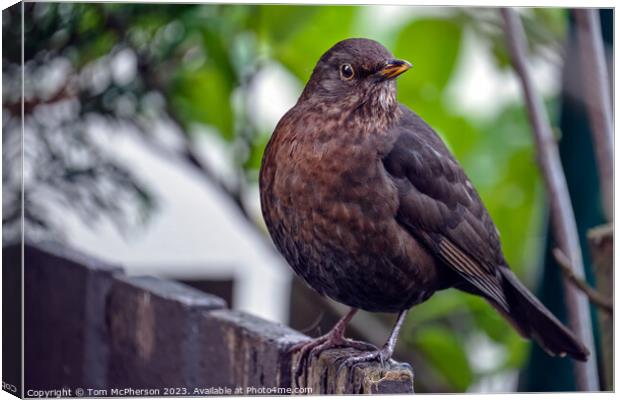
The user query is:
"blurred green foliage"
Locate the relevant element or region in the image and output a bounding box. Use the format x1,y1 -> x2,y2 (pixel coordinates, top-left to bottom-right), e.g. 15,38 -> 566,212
4,3 -> 570,392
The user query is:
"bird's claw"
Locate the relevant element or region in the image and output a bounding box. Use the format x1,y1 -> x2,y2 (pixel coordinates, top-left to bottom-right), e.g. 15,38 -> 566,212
339,339 -> 379,353
290,336 -> 380,388
335,347 -> 393,379
290,335 -> 328,388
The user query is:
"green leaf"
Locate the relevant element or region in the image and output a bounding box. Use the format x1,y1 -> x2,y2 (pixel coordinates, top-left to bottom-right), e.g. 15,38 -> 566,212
466,295 -> 514,343
504,332 -> 529,369
255,5 -> 321,44
269,6 -> 358,81
412,325 -> 473,391
395,18 -> 463,99
78,7 -> 103,34
406,290 -> 470,326
244,131 -> 271,174
78,30 -> 117,65
170,65 -> 235,139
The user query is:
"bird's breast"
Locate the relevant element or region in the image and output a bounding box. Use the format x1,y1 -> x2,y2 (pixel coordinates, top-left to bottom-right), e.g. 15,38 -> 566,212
259,109 -> 442,312
277,125 -> 396,222
261,110 -> 399,252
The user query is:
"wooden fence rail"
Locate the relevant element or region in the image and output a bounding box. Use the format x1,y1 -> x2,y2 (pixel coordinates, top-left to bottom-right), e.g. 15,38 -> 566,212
2,242 -> 414,396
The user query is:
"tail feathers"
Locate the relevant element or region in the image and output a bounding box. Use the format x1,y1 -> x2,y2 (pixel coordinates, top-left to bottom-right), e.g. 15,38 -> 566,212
492,267 -> 590,362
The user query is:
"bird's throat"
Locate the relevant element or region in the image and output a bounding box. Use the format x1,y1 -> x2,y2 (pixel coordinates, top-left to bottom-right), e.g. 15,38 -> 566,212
369,83 -> 398,115
351,83 -> 400,131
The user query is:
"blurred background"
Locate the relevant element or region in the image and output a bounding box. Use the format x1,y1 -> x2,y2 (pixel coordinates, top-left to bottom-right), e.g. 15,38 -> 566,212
2,3 -> 612,393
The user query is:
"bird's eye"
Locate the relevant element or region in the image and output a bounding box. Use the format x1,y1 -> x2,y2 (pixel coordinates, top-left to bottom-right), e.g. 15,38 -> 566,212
339,64 -> 355,80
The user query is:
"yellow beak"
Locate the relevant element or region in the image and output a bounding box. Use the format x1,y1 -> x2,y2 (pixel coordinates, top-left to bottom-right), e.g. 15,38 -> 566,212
377,59 -> 412,80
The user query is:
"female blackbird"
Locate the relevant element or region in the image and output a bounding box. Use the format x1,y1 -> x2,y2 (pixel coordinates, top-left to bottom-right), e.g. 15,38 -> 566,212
259,38 -> 589,375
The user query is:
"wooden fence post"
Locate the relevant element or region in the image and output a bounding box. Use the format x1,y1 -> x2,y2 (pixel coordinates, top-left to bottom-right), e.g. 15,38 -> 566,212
7,242 -> 415,395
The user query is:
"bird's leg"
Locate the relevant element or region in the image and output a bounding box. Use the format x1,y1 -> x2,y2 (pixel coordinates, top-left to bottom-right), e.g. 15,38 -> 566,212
337,309 -> 409,374
307,313 -> 379,359
290,308 -> 377,386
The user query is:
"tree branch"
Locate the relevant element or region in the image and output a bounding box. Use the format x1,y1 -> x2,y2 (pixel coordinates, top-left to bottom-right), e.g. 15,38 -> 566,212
552,248 -> 612,314
573,9 -> 613,222
500,8 -> 598,391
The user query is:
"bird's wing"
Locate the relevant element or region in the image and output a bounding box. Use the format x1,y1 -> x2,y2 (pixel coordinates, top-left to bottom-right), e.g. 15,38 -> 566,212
382,107 -> 509,309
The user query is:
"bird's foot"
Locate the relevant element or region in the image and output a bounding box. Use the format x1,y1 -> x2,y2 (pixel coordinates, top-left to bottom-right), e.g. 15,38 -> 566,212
290,334 -> 377,387
308,337 -> 377,360
290,333 -> 330,388
335,349 -> 413,393
335,345 -> 395,378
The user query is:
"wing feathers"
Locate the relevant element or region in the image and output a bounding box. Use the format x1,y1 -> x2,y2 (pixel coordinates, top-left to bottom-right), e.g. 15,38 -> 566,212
438,239 -> 508,309
382,106 -> 589,361
383,108 -> 509,308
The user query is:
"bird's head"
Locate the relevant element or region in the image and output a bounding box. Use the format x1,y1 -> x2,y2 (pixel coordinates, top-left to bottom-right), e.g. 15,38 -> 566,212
299,38 -> 411,116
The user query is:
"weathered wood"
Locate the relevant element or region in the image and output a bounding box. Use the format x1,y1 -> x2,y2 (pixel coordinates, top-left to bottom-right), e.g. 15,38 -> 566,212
200,309 -> 307,392
587,224 -> 613,391
2,244 -> 23,397
8,242 -> 415,395
295,347 -> 414,394
202,310 -> 415,395
106,275 -> 227,389
23,241 -> 122,392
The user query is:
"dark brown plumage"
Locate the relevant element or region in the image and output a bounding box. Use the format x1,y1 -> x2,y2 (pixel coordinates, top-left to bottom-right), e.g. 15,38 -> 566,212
259,38 -> 589,372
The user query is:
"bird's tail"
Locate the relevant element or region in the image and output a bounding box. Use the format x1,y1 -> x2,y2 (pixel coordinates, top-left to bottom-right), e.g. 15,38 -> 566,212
490,266 -> 590,362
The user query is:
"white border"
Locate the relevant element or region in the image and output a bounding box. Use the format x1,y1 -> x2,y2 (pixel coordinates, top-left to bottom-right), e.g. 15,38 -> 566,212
0,2 -> 615,400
